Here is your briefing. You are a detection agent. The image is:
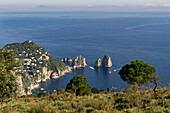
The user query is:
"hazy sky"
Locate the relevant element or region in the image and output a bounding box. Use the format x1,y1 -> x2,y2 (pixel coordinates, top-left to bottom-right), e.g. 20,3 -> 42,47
1,0 -> 170,11
1,0 -> 170,7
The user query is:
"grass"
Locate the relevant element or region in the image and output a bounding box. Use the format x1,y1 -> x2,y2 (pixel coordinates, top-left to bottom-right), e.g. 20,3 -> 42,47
0,85 -> 170,113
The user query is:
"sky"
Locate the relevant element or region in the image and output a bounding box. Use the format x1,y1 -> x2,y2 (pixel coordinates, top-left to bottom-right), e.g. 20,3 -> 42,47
1,0 -> 170,6
1,0 -> 170,11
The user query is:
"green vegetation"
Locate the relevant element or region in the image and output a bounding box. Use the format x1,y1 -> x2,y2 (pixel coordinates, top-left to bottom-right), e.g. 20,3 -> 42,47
66,75 -> 92,96
0,85 -> 169,113
0,40 -> 68,93
92,87 -> 100,94
0,46 -> 169,112
47,55 -> 67,73
0,50 -> 20,102
119,60 -> 155,85
37,92 -> 49,97
1,40 -> 67,72
152,75 -> 162,93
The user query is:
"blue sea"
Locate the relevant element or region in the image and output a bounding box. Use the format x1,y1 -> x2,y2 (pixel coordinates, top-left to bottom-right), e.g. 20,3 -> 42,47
0,11 -> 170,93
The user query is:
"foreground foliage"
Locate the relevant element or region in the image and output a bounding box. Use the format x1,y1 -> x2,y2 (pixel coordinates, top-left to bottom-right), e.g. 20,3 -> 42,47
0,50 -> 20,102
66,75 -> 92,96
119,60 -> 155,85
0,85 -> 169,113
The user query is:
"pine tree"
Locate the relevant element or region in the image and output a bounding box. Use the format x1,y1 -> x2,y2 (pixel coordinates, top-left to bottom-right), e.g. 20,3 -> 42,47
119,60 -> 155,85
66,75 -> 91,96
0,50 -> 20,102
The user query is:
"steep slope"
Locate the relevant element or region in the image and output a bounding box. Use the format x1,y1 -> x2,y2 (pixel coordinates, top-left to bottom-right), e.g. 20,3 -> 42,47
0,40 -> 72,95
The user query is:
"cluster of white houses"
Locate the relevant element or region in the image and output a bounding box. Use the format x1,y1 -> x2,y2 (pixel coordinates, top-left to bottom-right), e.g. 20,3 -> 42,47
15,49 -> 49,75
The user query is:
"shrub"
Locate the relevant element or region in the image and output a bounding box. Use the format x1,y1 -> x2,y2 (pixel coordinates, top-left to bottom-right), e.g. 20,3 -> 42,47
86,108 -> 96,113
85,99 -> 112,111
2,106 -> 17,113
78,108 -> 85,113
92,88 -> 100,94
49,92 -> 74,101
116,103 -> 130,110
55,88 -> 65,94
66,75 -> 91,96
37,92 -> 48,97
28,103 -> 56,113
124,110 -> 132,113
100,89 -> 105,93
164,109 -> 170,113
22,94 -> 37,98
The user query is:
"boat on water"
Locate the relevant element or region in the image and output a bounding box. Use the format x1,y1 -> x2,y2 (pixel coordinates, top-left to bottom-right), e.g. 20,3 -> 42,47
89,66 -> 94,70
40,88 -> 44,90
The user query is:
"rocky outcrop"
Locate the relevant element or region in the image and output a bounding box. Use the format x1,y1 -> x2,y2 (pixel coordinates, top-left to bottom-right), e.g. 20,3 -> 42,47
102,55 -> 112,67
41,67 -> 53,82
52,66 -> 72,78
94,58 -> 102,67
16,76 -> 26,96
27,83 -> 39,95
72,55 -> 87,69
1,40 -> 73,96
61,58 -> 72,62
59,66 -> 72,76
95,55 -> 112,68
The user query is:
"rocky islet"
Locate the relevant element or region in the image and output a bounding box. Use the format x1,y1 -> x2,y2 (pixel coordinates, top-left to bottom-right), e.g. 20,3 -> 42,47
95,55 -> 112,68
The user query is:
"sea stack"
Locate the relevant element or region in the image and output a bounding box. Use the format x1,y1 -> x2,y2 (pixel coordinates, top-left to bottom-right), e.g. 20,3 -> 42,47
102,55 -> 112,67
72,55 -> 87,69
94,58 -> 102,67
61,58 -> 72,62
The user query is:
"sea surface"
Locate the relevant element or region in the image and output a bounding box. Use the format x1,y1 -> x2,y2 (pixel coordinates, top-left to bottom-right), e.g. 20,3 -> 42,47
0,11 -> 170,94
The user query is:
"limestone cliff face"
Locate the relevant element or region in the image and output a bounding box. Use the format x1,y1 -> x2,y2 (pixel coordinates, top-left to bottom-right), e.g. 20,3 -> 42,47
52,66 -> 72,79
16,76 -> 26,96
102,55 -> 112,67
72,55 -> 87,69
94,58 -> 102,67
41,67 -> 52,82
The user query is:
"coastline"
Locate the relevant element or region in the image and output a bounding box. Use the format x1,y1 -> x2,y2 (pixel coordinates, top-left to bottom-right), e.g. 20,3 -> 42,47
31,66 -> 73,94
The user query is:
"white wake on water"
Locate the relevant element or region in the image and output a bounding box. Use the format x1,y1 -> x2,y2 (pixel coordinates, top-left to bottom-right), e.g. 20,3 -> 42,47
126,22 -> 170,33
88,65 -> 122,72
113,68 -> 121,72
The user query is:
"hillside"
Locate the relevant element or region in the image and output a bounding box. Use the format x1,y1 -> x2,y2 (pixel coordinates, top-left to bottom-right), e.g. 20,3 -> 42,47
0,40 -> 72,95
0,85 -> 169,113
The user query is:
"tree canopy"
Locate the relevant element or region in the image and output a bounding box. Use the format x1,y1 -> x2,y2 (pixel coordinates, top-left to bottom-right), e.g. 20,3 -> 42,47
119,60 -> 155,85
66,75 -> 91,96
0,50 -> 20,102
92,87 -> 100,94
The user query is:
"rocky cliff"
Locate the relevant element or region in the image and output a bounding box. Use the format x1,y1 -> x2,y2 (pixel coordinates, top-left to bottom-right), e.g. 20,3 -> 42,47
72,55 -> 87,69
95,55 -> 112,68
94,58 -> 102,67
16,76 -> 26,96
102,55 -> 112,67
0,40 -> 72,95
